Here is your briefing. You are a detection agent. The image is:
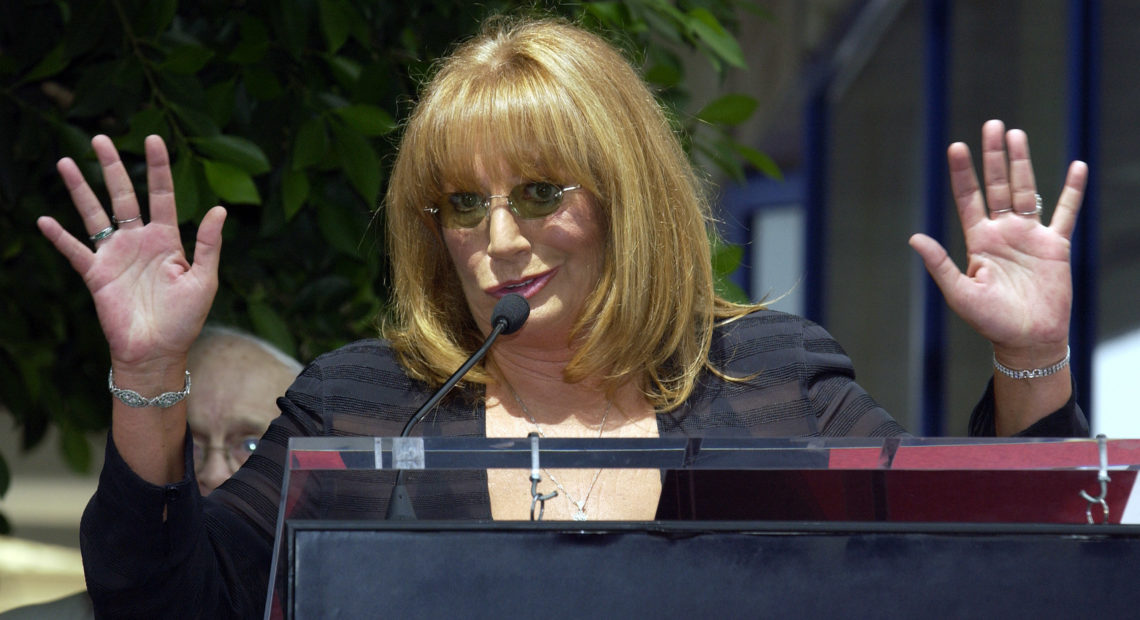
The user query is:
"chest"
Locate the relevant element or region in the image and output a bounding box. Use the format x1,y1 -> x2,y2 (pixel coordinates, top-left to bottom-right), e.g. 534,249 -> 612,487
482,397 -> 662,521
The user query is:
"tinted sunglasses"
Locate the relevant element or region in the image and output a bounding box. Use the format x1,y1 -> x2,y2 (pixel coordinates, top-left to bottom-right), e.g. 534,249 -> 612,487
426,182 -> 582,229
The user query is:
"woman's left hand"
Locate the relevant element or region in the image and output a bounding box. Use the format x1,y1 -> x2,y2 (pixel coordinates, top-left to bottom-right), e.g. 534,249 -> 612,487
909,119 -> 1087,370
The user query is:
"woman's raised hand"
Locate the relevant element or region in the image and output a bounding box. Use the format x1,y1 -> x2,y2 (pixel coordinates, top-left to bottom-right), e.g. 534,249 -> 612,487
37,135 -> 226,371
909,120 -> 1087,370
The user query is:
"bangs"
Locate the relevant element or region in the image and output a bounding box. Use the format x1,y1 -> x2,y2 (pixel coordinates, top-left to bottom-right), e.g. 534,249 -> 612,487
415,57 -> 600,200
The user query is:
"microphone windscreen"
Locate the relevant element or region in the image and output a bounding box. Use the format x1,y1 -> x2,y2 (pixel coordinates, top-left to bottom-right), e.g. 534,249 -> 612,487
492,293 -> 530,335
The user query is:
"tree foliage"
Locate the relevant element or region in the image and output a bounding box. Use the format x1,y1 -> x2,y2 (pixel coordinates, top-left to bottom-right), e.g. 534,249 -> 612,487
0,0 -> 768,530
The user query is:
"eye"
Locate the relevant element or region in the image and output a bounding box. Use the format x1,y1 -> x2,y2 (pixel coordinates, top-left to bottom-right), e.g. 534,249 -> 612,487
519,182 -> 560,204
447,193 -> 484,212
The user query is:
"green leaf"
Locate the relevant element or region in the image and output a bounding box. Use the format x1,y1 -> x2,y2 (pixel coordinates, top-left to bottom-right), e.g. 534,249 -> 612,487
161,44 -> 215,75
714,271 -> 750,304
694,138 -> 745,184
229,17 -> 270,64
59,426 -> 92,473
325,55 -> 362,88
202,159 -> 261,205
282,169 -> 310,221
191,135 -> 271,174
172,154 -> 206,223
242,64 -> 283,100
21,42 -> 68,83
248,301 -> 297,358
584,2 -> 629,26
645,62 -> 682,88
686,8 -> 747,69
293,118 -> 329,170
118,107 -> 168,155
696,94 -> 758,126
733,143 -> 783,180
52,121 -> 91,160
319,0 -> 352,53
711,238 -> 745,276
170,102 -> 221,136
711,236 -> 748,303
316,198 -> 366,259
333,104 -> 396,137
205,80 -> 237,127
133,0 -> 177,35
68,60 -> 133,118
331,122 -> 381,204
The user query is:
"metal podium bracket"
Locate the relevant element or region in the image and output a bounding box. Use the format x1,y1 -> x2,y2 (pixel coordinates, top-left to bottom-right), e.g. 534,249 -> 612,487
528,432 -> 557,521
1078,434 -> 1111,524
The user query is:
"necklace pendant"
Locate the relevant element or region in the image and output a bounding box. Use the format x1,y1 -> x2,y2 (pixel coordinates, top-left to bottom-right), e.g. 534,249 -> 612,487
572,509 -> 588,521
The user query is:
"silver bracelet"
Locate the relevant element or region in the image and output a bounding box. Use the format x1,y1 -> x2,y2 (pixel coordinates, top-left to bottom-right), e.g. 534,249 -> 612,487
108,369 -> 191,408
992,346 -> 1070,380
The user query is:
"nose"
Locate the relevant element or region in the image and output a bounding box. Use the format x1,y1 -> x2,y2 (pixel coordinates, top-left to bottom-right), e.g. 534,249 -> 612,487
486,197 -> 530,258
196,448 -> 234,496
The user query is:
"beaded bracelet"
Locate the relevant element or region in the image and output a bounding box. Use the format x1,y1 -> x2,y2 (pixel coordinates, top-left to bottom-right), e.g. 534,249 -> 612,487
108,369 -> 191,408
992,346 -> 1070,380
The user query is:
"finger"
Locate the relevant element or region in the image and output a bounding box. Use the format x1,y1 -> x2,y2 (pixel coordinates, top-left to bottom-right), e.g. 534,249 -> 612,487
1049,160 -> 1088,239
144,135 -> 177,226
946,142 -> 987,230
57,156 -> 112,237
92,135 -> 143,228
190,206 -> 228,277
981,120 -> 1012,213
1005,129 -> 1039,215
909,233 -> 963,308
37,216 -> 95,276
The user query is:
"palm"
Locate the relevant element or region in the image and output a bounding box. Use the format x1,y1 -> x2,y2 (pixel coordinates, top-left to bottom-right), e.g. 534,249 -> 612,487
83,219 -> 215,362
37,135 -> 225,366
910,120 -> 1087,353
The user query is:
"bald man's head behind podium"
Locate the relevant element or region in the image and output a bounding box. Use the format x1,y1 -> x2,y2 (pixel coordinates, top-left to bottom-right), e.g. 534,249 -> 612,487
187,326 -> 302,496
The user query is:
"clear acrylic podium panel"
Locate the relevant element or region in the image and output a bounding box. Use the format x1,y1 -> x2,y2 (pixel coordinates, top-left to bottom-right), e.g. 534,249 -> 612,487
267,436 -> 1140,618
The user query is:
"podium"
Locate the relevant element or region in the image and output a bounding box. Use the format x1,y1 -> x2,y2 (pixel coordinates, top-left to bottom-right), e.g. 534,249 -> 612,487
267,436 -> 1140,618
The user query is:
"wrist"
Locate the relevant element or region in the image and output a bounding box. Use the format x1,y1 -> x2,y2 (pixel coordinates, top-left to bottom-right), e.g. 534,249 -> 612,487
991,341 -> 1070,372
993,346 -> 1070,380
109,368 -> 190,408
109,358 -> 190,399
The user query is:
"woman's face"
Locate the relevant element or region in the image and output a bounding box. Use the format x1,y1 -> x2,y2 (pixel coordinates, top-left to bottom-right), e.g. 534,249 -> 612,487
440,157 -> 606,347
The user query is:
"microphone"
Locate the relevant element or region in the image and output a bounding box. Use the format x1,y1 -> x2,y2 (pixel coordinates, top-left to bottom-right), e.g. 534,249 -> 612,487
386,293 -> 530,520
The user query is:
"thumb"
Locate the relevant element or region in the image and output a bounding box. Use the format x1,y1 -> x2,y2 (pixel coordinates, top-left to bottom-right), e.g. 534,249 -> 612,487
909,233 -> 961,300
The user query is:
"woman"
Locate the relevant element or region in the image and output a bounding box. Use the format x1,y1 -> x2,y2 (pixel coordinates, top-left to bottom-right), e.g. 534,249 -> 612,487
37,16 -> 1086,618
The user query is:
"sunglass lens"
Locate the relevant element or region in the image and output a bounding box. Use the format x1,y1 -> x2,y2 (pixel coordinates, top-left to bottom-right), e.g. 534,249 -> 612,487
511,182 -> 564,218
442,192 -> 487,228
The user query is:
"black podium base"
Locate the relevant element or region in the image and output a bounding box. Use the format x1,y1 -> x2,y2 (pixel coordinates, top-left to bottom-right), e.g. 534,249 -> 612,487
282,521 -> 1140,619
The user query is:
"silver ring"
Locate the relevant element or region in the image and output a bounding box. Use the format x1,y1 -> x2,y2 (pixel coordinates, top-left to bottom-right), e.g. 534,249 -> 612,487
1010,193 -> 1043,217
1014,193 -> 1043,217
89,226 -> 116,243
112,214 -> 141,225
990,207 -> 1014,215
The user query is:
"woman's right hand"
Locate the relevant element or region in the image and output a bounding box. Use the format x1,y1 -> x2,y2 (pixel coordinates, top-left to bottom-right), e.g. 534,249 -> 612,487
37,135 -> 226,372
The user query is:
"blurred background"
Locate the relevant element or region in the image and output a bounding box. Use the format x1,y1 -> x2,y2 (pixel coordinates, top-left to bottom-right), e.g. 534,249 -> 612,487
1,0 -> 1135,610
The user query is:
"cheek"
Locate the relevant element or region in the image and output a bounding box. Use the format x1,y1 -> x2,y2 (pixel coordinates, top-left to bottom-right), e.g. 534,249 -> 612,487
441,232 -> 478,278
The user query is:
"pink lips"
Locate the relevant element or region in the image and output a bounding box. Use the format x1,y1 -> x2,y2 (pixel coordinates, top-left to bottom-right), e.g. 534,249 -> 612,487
488,269 -> 556,299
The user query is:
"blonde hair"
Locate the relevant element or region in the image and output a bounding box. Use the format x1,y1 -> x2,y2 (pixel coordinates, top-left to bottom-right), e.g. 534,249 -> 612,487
383,16 -> 756,411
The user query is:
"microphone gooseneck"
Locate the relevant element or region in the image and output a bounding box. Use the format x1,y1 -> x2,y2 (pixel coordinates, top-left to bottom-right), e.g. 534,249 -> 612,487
386,294 -> 530,520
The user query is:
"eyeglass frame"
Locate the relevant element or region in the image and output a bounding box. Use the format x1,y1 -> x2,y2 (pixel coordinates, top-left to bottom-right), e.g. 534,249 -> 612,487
191,436 -> 261,472
424,182 -> 583,229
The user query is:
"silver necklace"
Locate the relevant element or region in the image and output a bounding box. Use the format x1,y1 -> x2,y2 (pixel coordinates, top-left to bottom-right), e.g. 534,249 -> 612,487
505,384 -> 611,521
